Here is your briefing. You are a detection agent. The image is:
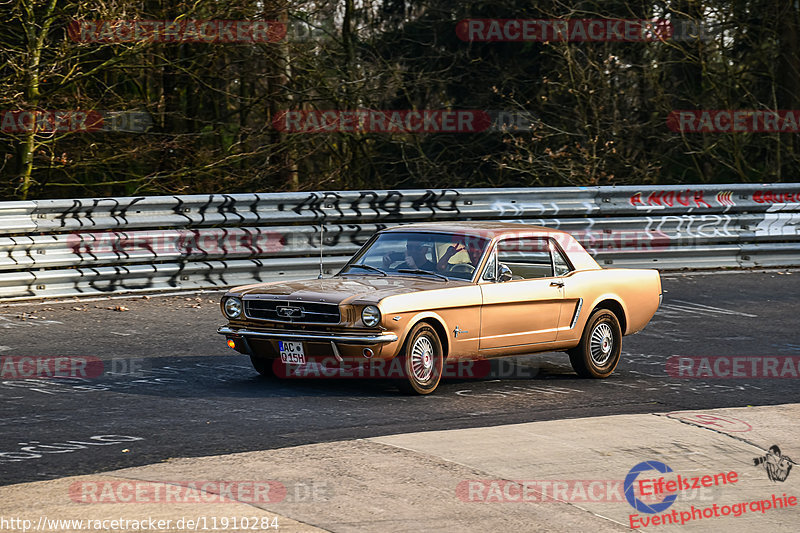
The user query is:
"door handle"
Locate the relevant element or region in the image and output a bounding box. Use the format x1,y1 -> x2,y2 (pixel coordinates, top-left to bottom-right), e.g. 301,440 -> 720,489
550,281 -> 564,288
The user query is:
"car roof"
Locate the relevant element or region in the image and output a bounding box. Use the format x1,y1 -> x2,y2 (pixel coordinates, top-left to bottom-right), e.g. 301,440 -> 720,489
381,222 -> 601,271
381,221 -> 565,240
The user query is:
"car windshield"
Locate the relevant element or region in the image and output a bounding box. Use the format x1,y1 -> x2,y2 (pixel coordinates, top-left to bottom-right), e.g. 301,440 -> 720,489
340,231 -> 489,281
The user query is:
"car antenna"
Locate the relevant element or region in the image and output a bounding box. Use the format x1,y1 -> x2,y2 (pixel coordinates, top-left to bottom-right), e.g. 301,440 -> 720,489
317,221 -> 325,279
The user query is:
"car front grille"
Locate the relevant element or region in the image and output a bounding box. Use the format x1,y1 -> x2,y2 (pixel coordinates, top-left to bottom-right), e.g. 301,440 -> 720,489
244,299 -> 341,324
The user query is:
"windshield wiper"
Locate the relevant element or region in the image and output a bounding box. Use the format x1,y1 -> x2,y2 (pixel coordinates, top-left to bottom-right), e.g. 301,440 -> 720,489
347,263 -> 387,276
397,268 -> 449,282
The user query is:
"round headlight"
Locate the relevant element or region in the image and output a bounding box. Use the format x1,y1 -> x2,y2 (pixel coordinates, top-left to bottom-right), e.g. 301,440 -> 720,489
224,297 -> 242,319
361,305 -> 381,327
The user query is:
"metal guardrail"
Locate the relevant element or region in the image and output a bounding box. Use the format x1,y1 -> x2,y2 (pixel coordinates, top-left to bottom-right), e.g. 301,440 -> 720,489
0,184 -> 798,300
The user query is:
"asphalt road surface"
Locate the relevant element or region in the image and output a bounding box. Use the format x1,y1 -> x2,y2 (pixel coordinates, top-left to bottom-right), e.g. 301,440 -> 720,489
1,269 -> 798,486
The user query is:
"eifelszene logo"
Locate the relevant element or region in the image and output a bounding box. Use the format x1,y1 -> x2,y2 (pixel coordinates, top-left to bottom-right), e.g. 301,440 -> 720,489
624,461 -> 678,514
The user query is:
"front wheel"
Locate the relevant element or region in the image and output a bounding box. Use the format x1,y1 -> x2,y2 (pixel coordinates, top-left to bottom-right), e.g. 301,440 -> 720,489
395,323 -> 444,395
568,309 -> 622,378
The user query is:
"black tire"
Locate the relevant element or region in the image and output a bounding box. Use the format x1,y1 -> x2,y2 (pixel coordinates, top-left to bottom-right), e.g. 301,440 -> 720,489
568,309 -> 622,378
250,354 -> 277,378
395,322 -> 444,395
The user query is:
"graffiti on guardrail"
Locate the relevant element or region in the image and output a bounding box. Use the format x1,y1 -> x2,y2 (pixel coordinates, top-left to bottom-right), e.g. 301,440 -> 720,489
753,191 -> 800,205
629,190 -> 714,209
643,214 -> 737,240
715,191 -> 735,206
0,185 -> 798,300
631,189 -> 800,210
67,230 -> 286,256
276,189 -> 463,219
490,200 -> 577,217
754,214 -> 800,237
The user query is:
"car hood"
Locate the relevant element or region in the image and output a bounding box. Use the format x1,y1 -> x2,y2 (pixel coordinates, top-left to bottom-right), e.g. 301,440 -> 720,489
230,275 -> 467,305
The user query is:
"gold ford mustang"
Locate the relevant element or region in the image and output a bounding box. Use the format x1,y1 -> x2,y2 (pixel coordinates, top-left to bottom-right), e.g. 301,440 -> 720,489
218,222 -> 661,394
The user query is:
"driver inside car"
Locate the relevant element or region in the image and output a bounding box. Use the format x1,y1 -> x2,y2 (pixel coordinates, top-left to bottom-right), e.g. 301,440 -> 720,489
436,238 -> 484,272
382,236 -> 436,271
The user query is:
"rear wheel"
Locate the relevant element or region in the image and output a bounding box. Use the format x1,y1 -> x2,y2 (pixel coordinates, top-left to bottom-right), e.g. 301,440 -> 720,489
395,323 -> 444,395
568,309 -> 622,378
250,354 -> 276,378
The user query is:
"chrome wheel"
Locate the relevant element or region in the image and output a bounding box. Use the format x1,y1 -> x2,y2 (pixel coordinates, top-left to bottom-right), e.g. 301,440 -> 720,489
397,323 -> 444,395
568,309 -> 621,379
410,335 -> 435,382
590,323 -> 613,366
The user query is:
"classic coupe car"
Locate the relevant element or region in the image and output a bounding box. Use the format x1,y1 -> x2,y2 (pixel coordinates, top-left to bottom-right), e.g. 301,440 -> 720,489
218,222 -> 661,394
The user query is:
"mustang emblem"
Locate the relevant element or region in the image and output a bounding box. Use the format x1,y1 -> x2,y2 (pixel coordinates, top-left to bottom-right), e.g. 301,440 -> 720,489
277,305 -> 304,318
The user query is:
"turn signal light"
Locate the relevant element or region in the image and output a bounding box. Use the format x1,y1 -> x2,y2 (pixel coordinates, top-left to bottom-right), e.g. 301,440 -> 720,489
227,339 -> 236,350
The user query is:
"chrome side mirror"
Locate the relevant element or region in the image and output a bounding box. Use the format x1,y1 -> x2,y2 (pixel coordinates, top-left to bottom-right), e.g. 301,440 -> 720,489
498,263 -> 513,282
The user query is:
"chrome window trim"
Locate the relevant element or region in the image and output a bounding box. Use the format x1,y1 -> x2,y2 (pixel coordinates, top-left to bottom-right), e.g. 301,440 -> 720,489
338,230 -> 492,283
480,244 -> 498,282
549,238 -> 575,276
491,235 -> 554,281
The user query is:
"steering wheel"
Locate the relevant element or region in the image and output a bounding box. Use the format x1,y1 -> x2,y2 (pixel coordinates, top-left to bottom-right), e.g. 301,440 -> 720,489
448,263 -> 476,275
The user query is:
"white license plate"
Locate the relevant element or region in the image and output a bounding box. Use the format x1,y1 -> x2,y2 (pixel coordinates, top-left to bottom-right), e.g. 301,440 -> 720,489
279,341 -> 306,364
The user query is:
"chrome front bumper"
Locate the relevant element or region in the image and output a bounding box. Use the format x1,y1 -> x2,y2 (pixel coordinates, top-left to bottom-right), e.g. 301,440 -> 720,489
217,326 -> 398,345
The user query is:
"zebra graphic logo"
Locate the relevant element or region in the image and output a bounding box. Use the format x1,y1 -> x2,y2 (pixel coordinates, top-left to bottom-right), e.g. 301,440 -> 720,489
753,445 -> 793,482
